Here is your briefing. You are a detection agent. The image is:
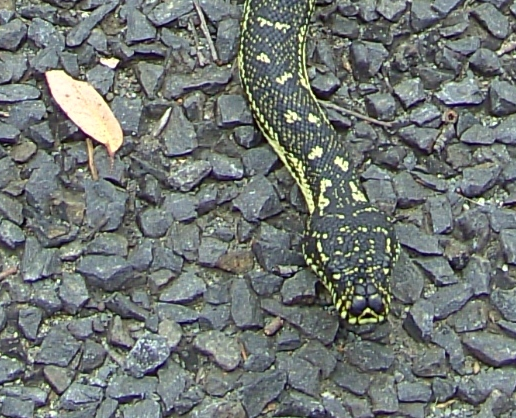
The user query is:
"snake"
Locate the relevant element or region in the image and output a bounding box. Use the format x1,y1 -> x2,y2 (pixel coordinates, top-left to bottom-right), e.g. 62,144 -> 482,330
238,0 -> 400,324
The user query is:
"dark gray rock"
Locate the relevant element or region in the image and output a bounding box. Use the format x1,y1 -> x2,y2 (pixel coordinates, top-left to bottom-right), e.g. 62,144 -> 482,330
395,223 -> 442,255
491,287 -> 516,321
0,121 -> 20,144
125,8 -> 157,44
242,146 -> 278,176
126,334 -> 169,378
105,292 -> 149,321
472,3 -> 509,39
365,92 -> 396,121
275,390 -> 326,417
6,100 -> 46,130
163,66 -> 232,99
0,219 -> 25,249
111,96 -> 143,135
311,72 -> 341,99
332,362 -> 370,395
459,163 -> 501,197
157,303 -> 199,324
247,269 -> 284,296
0,84 -> 39,103
489,80 -> 516,117
156,361 -> 196,414
233,175 -> 282,222
436,77 -> 483,106
163,193 -> 198,222
152,245 -> 184,274
135,62 -> 163,99
35,326 -> 81,367
458,368 -> 516,406
79,340 -> 106,373
462,332 -> 516,367
66,1 -> 118,47
198,236 -> 228,267
350,40 -> 388,81
18,306 -> 42,341
76,255 -> 134,291
159,270 -> 206,304
137,207 -> 173,238
369,375 -> 398,414
230,278 -> 263,329
460,124 -> 495,145
261,299 -> 338,345
20,236 -> 60,282
1,397 -> 35,418
393,171 -> 428,208
281,269 -> 318,305
240,331 -> 274,372
345,340 -> 394,372
394,78 -> 425,109
241,370 -> 286,418
194,330 -> 241,371
86,64 -> 114,96
404,298 -> 434,342
428,282 -> 474,320
84,179 -> 127,232
163,106 -> 198,156
410,0 -> 440,31
432,377 -> 458,403
216,94 -> 252,127
469,48 -> 502,76
412,347 -> 447,377
410,103 -> 441,128
432,324 -> 466,373
450,300 -> 487,333
106,374 -> 158,403
168,159 -> 211,192
397,380 -> 432,403
86,233 -> 128,257
414,257 -> 457,286
0,19 -> 27,51
216,18 -> 240,64
0,357 -> 24,385
398,125 -> 438,154
148,0 -> 194,26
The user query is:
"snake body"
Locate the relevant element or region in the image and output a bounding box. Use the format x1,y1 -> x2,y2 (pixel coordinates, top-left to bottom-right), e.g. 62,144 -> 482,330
239,0 -> 399,324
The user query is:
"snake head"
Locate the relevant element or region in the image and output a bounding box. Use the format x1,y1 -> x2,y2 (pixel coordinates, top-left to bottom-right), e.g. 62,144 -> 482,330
302,209 -> 398,325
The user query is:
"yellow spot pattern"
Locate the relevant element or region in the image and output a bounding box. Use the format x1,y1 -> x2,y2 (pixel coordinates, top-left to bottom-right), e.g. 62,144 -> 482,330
257,53 -> 271,63
307,145 -> 323,160
275,72 -> 293,85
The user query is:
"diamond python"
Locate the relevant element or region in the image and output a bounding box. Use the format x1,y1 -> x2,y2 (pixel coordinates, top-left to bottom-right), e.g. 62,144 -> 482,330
238,0 -> 400,324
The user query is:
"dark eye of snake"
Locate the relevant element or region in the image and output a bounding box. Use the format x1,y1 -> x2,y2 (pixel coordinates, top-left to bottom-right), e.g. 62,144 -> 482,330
239,0 -> 400,324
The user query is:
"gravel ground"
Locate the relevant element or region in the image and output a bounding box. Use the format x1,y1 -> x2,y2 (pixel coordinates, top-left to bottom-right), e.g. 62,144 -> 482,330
1,0 -> 516,417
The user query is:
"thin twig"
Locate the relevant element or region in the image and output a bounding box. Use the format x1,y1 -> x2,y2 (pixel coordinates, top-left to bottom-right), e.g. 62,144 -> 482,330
188,18 -> 207,67
498,40 -> 516,56
151,107 -> 172,138
193,0 -> 219,63
86,138 -> 99,180
320,100 -> 394,128
0,266 -> 17,281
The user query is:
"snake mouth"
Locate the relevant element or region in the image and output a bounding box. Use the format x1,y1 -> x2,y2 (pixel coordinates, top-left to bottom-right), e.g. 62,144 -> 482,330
346,308 -> 386,325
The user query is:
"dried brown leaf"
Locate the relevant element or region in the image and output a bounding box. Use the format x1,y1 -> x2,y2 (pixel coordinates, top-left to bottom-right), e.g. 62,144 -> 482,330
45,70 -> 123,158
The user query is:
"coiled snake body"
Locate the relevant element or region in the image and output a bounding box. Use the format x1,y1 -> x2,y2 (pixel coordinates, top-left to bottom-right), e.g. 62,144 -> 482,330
239,0 -> 399,324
